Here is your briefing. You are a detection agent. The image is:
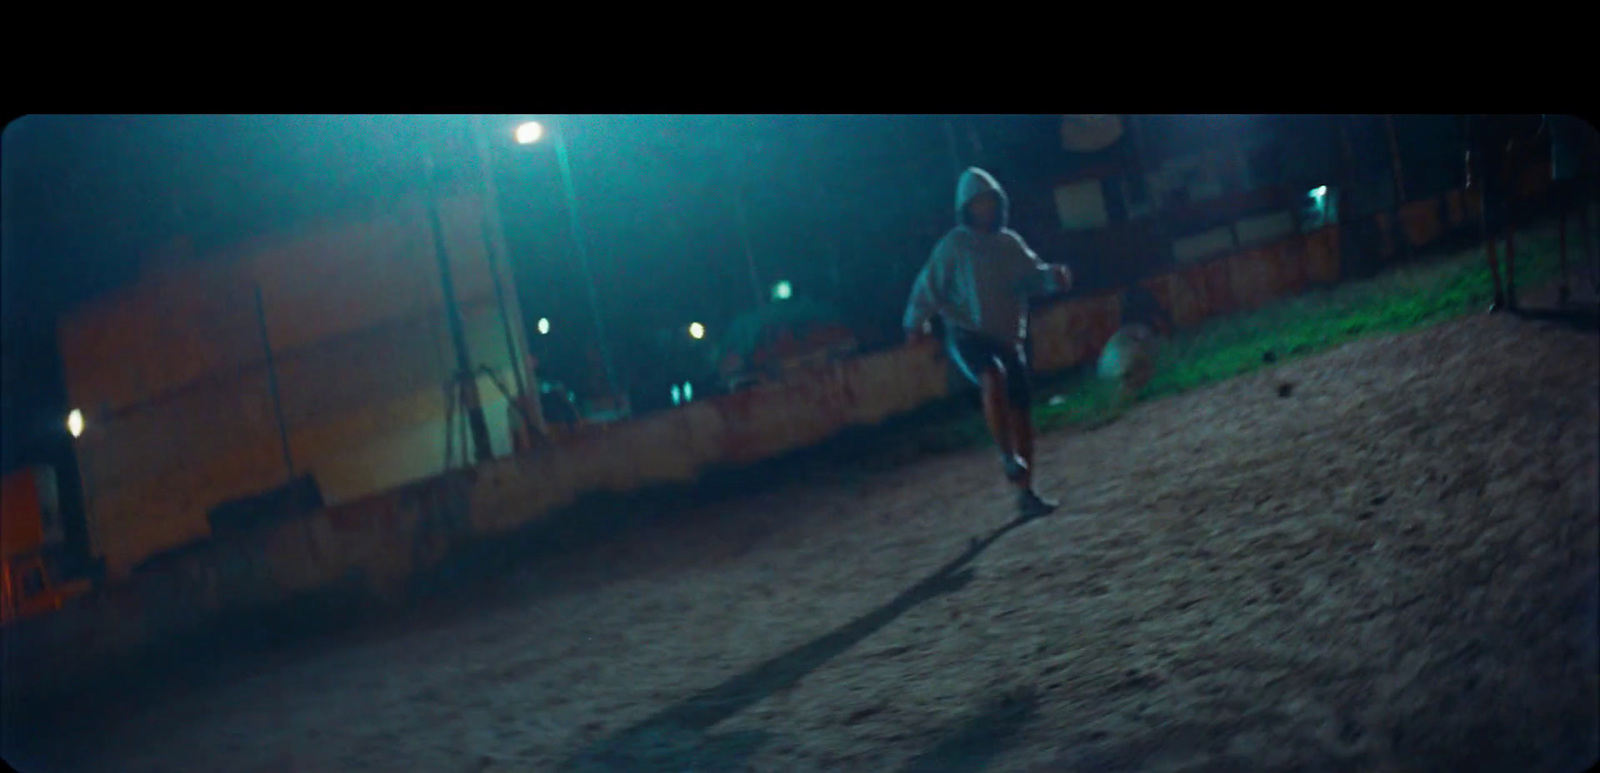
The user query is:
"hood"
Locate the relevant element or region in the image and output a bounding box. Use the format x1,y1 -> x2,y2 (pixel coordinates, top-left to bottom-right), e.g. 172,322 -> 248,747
955,167 -> 1009,231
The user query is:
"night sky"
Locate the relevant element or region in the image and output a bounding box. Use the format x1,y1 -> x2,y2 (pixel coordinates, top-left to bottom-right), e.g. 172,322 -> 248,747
1,114 -> 1076,474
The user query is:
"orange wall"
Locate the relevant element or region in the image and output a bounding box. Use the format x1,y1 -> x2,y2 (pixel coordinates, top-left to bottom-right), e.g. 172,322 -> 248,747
1,470 -> 45,558
59,193 -> 515,416
60,191 -> 532,578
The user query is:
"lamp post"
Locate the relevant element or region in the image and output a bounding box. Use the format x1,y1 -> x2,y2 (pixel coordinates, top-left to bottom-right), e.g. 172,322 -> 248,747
469,115 -> 533,443
515,119 -> 621,406
731,187 -> 764,306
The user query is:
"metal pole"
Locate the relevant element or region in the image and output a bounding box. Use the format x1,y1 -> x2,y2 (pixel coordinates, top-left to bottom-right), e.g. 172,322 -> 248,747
1383,114 -> 1409,204
1383,114 -> 1412,259
964,117 -> 986,165
1126,114 -> 1169,252
732,187 -> 764,305
469,115 -> 533,440
421,145 -> 495,463
252,283 -> 296,482
941,116 -> 964,177
551,124 -> 620,403
813,175 -> 845,295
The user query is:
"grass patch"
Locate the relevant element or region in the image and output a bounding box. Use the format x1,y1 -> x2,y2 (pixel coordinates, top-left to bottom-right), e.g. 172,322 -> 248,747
1021,230 -> 1570,434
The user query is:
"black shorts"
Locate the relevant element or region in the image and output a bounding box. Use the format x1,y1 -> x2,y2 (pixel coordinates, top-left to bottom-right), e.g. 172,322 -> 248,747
946,327 -> 1032,409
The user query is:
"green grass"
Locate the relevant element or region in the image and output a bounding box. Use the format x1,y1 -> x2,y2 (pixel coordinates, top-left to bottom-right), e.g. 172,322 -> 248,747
1029,230 -> 1570,434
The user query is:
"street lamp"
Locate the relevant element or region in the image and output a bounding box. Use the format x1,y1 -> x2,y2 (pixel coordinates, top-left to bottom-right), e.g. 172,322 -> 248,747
515,121 -> 545,145
66,409 -> 84,439
507,117 -> 621,406
689,322 -> 706,340
537,317 -> 551,335
469,116 -> 540,449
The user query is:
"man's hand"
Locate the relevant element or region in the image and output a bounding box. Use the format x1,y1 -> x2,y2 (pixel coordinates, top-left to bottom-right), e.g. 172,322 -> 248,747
906,320 -> 934,347
1052,264 -> 1074,294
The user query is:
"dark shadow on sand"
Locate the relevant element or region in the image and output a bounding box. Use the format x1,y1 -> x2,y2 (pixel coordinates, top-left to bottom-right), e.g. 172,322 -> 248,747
559,511 -> 1048,772
1510,303 -> 1600,333
896,687 -> 1040,773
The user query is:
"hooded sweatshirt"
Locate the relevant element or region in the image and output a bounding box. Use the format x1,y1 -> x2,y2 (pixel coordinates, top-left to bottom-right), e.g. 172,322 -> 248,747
903,167 -> 1066,344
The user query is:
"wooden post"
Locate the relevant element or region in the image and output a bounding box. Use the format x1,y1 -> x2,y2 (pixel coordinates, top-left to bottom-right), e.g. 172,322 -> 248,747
1383,115 -> 1412,258
1383,114 -> 1408,204
421,147 -> 494,463
1126,114 -> 1170,268
252,283 -> 295,483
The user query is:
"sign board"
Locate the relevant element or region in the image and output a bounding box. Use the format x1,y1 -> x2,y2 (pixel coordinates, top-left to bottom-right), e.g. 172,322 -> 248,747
1054,180 -> 1111,230
1060,115 -> 1125,152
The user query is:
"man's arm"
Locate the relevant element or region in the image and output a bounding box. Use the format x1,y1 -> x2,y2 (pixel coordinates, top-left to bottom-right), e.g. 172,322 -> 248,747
903,258 -> 942,342
1003,230 -> 1073,298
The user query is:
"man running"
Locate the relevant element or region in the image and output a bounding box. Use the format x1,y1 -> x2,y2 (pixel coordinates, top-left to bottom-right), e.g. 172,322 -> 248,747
904,167 -> 1073,517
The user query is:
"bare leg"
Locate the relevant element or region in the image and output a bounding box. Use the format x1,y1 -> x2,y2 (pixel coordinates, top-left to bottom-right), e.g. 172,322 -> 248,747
1007,394 -> 1058,517
1581,190 -> 1599,286
1504,203 -> 1519,310
1485,226 -> 1508,313
1010,405 -> 1034,491
979,369 -> 1016,468
1560,202 -> 1572,305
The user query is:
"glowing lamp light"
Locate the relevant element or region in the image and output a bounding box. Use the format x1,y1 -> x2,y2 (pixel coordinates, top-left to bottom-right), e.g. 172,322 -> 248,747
1309,186 -> 1328,199
537,317 -> 551,335
67,409 -> 84,438
772,280 -> 793,301
689,322 -> 705,340
683,382 -> 694,401
515,121 -> 545,145
671,385 -> 683,405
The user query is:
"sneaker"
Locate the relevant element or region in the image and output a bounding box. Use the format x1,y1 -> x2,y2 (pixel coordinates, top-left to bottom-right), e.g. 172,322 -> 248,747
1016,488 -> 1058,518
1002,454 -> 1029,483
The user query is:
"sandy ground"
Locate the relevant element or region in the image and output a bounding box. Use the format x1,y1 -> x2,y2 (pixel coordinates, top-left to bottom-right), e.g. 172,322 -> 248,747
17,311 -> 1600,773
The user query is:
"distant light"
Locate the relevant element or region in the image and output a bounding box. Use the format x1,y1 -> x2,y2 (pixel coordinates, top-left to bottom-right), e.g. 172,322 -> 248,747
537,317 -> 550,335
689,322 -> 705,340
1309,186 -> 1328,199
67,409 -> 84,438
772,280 -> 793,301
683,382 -> 694,401
515,121 -> 546,145
671,385 -> 683,405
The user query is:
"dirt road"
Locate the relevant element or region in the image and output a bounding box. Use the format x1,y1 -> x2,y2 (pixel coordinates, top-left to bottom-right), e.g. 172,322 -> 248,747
21,312 -> 1600,772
